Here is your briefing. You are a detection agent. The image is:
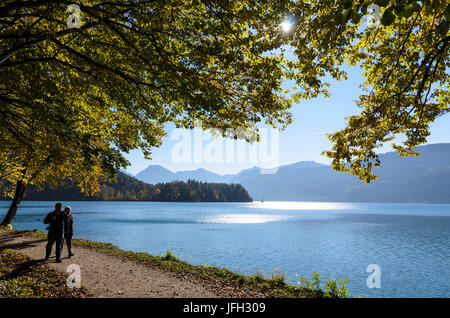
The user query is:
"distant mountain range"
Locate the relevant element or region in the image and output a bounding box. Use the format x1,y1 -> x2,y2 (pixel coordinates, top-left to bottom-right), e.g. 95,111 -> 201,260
134,143 -> 450,203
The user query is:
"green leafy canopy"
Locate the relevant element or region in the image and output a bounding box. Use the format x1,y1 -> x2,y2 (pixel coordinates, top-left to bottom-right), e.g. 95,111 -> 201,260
0,0 -> 448,190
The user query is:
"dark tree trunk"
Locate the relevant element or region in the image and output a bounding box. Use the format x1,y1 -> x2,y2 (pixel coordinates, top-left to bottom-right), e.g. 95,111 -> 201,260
0,180 -> 28,226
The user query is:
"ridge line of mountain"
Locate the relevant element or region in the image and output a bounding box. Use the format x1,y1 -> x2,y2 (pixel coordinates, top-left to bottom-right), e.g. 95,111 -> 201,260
133,143 -> 450,203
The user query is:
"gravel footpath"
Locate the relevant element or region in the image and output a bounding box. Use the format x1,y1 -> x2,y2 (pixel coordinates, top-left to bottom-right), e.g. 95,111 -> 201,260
0,228 -> 218,298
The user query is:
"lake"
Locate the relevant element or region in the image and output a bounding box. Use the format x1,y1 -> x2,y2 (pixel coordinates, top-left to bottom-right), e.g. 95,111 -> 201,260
1,200 -> 449,298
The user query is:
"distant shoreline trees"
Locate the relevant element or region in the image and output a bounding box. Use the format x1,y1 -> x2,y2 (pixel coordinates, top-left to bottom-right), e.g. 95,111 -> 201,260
0,172 -> 253,203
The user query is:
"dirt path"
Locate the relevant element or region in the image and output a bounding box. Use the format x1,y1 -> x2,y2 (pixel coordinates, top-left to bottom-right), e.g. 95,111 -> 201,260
0,228 -> 218,298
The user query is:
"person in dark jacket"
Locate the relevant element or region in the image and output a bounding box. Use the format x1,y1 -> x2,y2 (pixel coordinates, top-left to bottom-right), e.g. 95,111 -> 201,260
64,206 -> 74,258
43,203 -> 65,263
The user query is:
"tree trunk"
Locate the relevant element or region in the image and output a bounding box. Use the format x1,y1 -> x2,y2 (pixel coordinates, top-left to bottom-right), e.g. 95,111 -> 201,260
0,180 -> 28,226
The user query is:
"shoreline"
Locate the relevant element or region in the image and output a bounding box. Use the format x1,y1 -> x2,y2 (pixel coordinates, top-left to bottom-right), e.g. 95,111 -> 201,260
0,226 -> 343,298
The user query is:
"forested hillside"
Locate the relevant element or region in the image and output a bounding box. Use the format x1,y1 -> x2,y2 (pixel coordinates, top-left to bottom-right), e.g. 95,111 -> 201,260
0,173 -> 252,202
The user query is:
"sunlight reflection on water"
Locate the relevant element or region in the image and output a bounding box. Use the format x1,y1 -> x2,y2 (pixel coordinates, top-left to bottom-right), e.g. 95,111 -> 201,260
250,201 -> 357,210
199,214 -> 289,224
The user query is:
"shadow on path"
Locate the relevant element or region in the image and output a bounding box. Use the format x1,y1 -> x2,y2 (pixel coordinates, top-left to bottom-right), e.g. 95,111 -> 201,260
0,258 -> 46,281
0,233 -> 46,251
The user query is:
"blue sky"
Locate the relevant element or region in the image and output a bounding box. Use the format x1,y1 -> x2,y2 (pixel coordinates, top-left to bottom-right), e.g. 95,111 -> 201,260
124,63 -> 450,176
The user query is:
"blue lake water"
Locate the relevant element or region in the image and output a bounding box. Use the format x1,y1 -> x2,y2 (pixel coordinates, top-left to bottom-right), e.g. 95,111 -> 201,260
1,200 -> 449,298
